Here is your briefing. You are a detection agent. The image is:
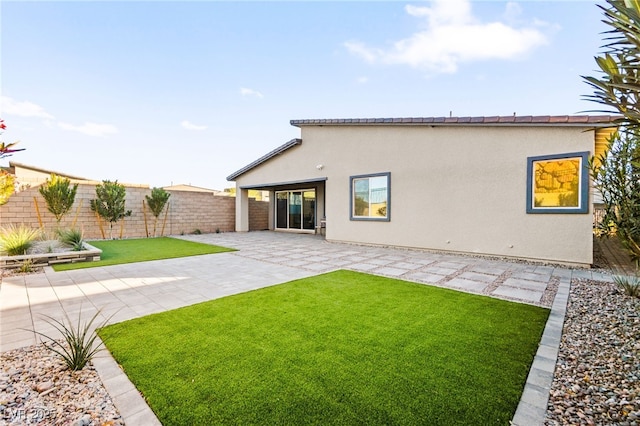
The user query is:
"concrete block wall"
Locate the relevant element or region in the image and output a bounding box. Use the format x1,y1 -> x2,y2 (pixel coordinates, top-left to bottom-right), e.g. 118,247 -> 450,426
163,190 -> 236,236
0,182 -> 269,239
249,198 -> 269,231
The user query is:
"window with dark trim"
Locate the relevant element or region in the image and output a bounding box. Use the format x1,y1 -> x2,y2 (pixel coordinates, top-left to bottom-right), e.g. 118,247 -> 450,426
526,151 -> 589,214
350,172 -> 390,221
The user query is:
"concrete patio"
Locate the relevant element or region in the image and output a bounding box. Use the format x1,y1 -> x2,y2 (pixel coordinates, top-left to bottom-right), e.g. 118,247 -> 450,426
0,231 -> 618,425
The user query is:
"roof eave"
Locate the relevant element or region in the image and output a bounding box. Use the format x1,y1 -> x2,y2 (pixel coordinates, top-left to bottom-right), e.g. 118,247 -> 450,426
290,115 -> 621,128
226,138 -> 302,181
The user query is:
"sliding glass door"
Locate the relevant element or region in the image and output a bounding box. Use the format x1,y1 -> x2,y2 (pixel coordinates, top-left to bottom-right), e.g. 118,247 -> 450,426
275,189 -> 315,231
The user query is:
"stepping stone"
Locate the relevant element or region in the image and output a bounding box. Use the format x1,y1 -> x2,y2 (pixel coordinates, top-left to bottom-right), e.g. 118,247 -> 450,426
423,266 -> 458,276
445,277 -> 488,292
375,267 -> 410,277
492,286 -> 543,303
502,278 -> 548,292
510,271 -> 551,282
404,271 -> 447,284
459,271 -> 497,283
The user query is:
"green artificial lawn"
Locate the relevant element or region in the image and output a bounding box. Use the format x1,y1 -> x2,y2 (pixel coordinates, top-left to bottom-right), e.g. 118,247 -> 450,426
99,270 -> 549,426
53,237 -> 234,271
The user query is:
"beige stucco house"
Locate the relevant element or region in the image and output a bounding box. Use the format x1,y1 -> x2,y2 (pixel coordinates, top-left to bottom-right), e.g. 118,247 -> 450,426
4,161 -> 92,188
227,115 -> 617,267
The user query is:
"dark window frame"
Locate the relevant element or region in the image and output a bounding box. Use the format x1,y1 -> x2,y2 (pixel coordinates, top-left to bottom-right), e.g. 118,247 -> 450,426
349,172 -> 391,221
526,151 -> 590,214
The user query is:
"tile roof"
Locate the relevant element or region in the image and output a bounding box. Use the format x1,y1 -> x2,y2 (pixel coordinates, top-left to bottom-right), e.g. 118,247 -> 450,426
8,161 -> 91,181
227,138 -> 302,181
227,115 -> 621,181
290,115 -> 621,127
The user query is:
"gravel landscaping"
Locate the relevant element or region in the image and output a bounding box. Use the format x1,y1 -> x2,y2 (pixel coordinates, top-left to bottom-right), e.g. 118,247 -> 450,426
545,279 -> 639,425
0,343 -> 123,425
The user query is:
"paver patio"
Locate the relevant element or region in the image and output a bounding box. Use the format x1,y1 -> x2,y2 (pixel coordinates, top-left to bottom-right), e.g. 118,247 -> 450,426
0,231 -> 614,352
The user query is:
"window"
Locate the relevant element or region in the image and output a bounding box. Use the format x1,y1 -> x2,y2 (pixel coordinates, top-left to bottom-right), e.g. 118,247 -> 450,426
526,152 -> 589,214
350,172 -> 390,221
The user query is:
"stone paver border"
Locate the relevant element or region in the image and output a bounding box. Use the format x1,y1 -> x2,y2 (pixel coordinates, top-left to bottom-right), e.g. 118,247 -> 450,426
511,276 -> 571,425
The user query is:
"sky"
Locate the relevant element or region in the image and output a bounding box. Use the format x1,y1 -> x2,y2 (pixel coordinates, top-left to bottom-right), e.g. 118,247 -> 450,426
1,0 -> 611,191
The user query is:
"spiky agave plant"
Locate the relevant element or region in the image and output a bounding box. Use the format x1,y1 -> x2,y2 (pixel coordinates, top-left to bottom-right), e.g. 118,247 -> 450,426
32,308 -> 114,371
57,228 -> 85,251
613,275 -> 640,298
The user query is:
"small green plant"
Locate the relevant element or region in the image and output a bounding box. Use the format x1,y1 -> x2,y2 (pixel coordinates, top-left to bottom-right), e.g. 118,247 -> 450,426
32,308 -> 112,371
215,228 -> 220,234
57,228 -> 85,251
0,224 -> 41,256
192,229 -> 202,235
613,275 -> 640,298
18,259 -> 34,273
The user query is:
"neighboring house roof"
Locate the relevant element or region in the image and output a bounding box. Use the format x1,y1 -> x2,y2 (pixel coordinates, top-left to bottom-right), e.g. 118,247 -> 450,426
290,114 -> 620,127
163,184 -> 223,194
227,138 -> 302,181
7,161 -> 91,181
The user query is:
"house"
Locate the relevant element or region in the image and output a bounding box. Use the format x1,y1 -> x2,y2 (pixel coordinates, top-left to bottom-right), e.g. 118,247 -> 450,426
162,183 -> 228,196
4,161 -> 92,188
227,115 -> 618,267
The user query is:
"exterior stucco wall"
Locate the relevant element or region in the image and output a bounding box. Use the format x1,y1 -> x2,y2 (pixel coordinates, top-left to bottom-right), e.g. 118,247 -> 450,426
234,125 -> 596,266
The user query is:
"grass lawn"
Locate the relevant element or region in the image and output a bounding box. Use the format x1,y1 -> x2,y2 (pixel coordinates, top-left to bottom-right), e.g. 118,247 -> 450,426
53,237 -> 234,271
98,270 -> 549,425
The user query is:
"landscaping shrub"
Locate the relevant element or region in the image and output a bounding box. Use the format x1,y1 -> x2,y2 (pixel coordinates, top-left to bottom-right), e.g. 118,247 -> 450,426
0,171 -> 15,206
57,228 -> 85,251
0,224 -> 41,256
18,259 -> 34,273
90,180 -> 132,239
613,275 -> 640,298
33,309 -> 111,371
145,187 -> 170,237
39,173 -> 78,225
590,131 -> 640,266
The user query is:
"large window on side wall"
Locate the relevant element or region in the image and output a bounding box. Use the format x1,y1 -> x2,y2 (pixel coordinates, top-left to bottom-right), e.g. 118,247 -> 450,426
350,172 -> 390,221
526,151 -> 589,214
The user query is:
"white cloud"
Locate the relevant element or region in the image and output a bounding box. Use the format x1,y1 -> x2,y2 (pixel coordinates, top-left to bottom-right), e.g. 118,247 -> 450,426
239,87 -> 264,98
181,120 -> 208,131
58,121 -> 118,137
2,95 -> 118,137
503,2 -> 523,23
356,76 -> 369,84
1,96 -> 54,119
345,0 -> 549,73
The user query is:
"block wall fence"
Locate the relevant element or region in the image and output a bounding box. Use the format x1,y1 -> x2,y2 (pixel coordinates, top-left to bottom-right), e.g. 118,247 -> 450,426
0,182 -> 269,239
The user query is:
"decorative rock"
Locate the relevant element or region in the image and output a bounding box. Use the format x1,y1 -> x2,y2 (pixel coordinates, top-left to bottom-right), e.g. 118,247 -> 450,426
35,381 -> 54,393
0,342 -> 124,425
545,279 -> 640,425
73,413 -> 93,426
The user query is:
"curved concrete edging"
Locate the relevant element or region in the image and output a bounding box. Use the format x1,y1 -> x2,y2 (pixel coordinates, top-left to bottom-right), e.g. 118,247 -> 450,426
511,276 -> 571,425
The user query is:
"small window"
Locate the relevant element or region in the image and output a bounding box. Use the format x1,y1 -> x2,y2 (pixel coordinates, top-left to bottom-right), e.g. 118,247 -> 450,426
526,152 -> 589,214
350,172 -> 390,221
